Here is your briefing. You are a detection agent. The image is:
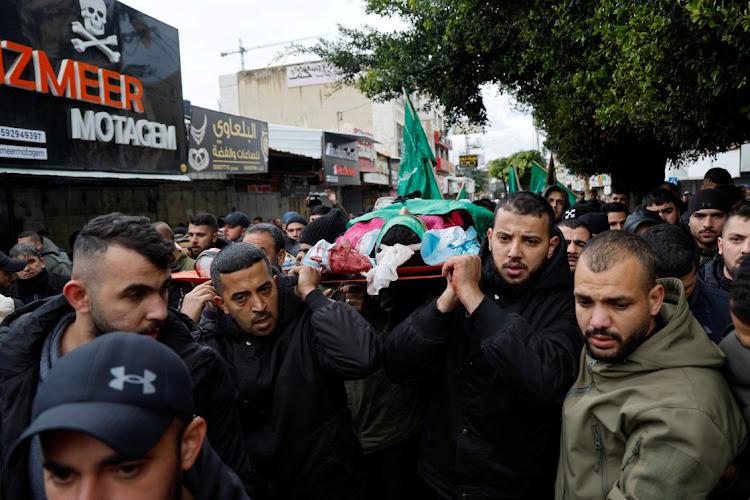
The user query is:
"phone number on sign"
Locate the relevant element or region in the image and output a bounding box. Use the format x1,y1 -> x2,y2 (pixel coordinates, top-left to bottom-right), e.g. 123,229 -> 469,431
0,126 -> 46,144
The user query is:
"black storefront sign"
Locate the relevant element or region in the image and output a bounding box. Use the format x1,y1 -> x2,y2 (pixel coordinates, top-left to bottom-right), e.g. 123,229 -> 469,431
281,176 -> 310,197
187,106 -> 268,174
322,131 -> 360,186
0,0 -> 186,174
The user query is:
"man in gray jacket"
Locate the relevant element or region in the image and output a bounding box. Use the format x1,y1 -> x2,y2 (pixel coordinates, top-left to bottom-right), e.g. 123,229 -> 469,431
17,231 -> 72,275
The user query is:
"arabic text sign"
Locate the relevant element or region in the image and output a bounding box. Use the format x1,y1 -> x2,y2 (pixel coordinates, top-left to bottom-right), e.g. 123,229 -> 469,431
286,62 -> 342,88
187,106 -> 269,174
459,155 -> 478,168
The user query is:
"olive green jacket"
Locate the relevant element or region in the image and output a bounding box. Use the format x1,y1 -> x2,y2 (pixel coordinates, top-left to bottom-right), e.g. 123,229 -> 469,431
555,278 -> 747,499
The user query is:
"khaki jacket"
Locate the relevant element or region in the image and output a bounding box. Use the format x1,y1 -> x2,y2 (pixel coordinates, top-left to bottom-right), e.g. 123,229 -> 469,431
555,278 -> 747,499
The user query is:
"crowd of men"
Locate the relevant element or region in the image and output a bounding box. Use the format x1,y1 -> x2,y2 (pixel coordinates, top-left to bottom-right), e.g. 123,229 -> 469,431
2,168 -> 750,499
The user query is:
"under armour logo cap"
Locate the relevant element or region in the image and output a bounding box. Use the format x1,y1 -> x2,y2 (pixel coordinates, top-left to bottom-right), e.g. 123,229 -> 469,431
11,332 -> 194,462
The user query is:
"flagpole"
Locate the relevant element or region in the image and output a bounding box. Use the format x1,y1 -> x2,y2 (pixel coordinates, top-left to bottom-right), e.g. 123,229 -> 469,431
402,87 -> 443,199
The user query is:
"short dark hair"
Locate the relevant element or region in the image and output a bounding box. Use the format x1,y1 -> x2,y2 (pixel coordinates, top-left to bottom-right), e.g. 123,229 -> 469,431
189,213 -> 218,233
253,216 -> 263,223
473,198 -> 496,213
642,188 -> 679,209
641,224 -> 699,279
73,213 -> 173,279
611,186 -> 628,196
601,202 -> 629,216
244,223 -> 285,257
704,167 -> 733,186
578,231 -> 656,293
495,192 -> 555,237
660,182 -> 681,197
724,203 -> 750,236
9,242 -> 41,260
210,242 -> 272,296
311,205 -> 331,216
17,231 -> 41,244
557,218 -> 591,237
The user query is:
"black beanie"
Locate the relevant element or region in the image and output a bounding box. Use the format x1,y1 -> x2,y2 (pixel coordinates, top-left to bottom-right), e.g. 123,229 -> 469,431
285,215 -> 308,227
687,189 -> 731,216
299,210 -> 348,245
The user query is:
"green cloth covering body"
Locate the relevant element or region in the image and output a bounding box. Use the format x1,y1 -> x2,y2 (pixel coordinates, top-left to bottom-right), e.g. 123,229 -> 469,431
346,199 -> 494,240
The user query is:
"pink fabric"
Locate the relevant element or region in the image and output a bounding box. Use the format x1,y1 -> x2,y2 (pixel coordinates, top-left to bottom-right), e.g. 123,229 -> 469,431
420,215 -> 454,230
336,218 -> 387,247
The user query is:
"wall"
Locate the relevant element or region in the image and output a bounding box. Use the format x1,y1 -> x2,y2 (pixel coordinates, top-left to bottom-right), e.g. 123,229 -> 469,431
236,66 -> 373,132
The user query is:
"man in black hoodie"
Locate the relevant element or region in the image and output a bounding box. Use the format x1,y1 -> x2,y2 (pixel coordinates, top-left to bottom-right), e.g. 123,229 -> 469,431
0,213 -> 253,499
8,243 -> 69,305
201,243 -> 380,499
11,332 -> 248,500
384,192 -> 583,498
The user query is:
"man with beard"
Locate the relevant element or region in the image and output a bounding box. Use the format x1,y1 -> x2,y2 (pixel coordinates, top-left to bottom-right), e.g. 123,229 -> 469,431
0,213 -> 253,499
688,189 -> 731,264
11,333 -> 248,500
201,243 -> 380,499
187,212 -> 229,259
558,219 -> 591,274
556,231 -> 746,498
700,203 -> 750,293
384,192 -> 583,498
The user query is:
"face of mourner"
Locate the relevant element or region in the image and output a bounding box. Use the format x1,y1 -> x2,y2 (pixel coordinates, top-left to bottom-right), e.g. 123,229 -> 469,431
574,255 -> 663,364
486,209 -> 558,285
216,260 -> 279,337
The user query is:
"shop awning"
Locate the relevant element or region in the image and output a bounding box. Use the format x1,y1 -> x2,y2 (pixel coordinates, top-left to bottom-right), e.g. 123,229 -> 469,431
0,167 -> 192,181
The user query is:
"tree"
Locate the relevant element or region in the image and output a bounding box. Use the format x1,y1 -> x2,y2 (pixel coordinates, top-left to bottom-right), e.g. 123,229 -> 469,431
469,168 -> 490,195
307,0 -> 750,199
487,150 -> 545,190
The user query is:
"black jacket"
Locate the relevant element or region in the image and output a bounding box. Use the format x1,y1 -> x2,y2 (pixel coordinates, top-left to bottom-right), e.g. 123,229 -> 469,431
184,439 -> 250,500
0,295 -> 253,499
689,277 -> 732,343
9,269 -> 69,305
699,256 -> 733,292
384,230 -> 583,499
200,275 -> 380,499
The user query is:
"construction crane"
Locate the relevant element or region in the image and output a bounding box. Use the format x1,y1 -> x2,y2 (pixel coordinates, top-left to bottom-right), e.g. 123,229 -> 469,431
221,34 -> 331,71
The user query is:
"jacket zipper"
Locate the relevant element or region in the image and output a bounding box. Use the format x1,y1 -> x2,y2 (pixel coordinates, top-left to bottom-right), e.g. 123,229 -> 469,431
620,437 -> 642,471
592,424 -> 608,499
565,360 -> 598,400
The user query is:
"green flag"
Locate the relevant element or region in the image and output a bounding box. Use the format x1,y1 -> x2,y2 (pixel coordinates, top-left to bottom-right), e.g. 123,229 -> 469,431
398,89 -> 442,199
508,164 -> 522,193
528,162 -> 547,193
456,182 -> 468,200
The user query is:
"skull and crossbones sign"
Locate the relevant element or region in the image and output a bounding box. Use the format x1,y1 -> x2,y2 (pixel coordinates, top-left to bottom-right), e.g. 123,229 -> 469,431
71,0 -> 121,63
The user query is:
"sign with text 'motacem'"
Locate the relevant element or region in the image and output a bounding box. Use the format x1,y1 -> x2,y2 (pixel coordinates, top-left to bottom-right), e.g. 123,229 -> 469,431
0,0 -> 186,174
187,106 -> 268,174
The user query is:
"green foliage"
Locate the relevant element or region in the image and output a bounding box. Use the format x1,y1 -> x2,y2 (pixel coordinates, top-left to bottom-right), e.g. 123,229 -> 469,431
469,168 -> 490,194
487,150 -> 545,189
307,0 -> 750,192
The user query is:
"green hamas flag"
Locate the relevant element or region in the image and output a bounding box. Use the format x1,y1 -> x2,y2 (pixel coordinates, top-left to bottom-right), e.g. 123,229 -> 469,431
508,165 -> 521,193
456,182 -> 468,200
398,89 -> 442,199
528,162 -> 547,193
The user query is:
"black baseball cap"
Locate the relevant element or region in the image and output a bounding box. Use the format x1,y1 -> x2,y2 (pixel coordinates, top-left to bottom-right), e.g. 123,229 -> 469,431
11,332 -> 194,462
0,251 -> 26,273
218,211 -> 250,228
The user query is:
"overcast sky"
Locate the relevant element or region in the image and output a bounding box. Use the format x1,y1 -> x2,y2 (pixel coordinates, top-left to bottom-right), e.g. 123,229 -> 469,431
121,0 -> 539,162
